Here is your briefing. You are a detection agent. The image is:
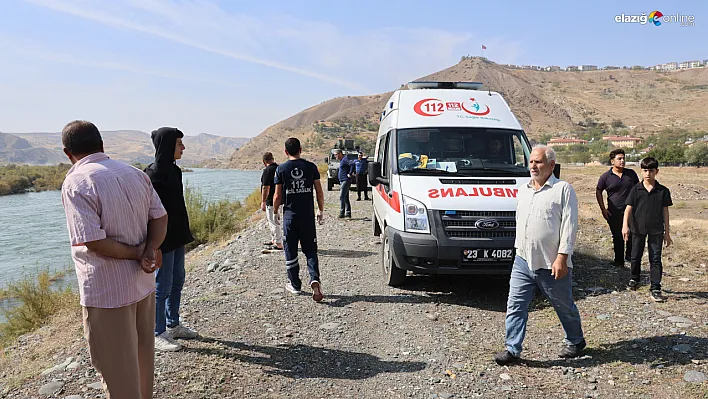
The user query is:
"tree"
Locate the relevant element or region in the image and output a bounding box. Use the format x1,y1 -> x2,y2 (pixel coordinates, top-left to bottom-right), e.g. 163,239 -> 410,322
538,134 -> 553,144
685,142 -> 708,165
611,119 -> 625,129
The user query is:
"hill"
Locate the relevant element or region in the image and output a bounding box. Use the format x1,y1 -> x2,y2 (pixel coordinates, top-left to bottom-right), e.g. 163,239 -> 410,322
1,131 -> 249,166
226,57 -> 708,170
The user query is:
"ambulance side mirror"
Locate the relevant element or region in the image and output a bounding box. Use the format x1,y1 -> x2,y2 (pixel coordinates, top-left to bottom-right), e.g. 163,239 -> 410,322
553,163 -> 561,178
368,162 -> 387,186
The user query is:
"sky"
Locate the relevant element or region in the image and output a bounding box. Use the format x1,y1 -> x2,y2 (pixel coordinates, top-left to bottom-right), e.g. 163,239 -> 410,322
0,0 -> 706,137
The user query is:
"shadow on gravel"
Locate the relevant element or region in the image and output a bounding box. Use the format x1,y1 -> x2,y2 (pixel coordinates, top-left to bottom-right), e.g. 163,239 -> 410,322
319,249 -> 377,258
326,274 -> 511,312
523,334 -> 707,368
187,337 -> 427,379
666,291 -> 708,301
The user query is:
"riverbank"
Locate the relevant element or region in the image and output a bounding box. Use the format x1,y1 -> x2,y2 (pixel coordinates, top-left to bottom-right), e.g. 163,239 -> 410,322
0,164 -> 71,196
1,167 -> 706,398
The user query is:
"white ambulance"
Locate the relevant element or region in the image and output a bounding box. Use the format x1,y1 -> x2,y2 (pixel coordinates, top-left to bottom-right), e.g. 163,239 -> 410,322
368,81 -> 542,286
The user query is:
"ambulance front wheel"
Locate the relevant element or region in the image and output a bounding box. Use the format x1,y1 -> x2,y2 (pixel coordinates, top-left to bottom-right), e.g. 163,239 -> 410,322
382,227 -> 407,286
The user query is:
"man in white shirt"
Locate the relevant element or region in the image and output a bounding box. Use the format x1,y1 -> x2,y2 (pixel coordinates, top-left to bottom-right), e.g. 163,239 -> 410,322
495,145 -> 586,365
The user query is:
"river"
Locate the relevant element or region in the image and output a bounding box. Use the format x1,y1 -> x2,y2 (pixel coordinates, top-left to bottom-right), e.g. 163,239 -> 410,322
0,168 -> 261,290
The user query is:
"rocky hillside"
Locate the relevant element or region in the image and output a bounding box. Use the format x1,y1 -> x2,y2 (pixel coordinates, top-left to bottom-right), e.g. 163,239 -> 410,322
0,133 -> 65,165
227,57 -> 708,170
1,131 -> 249,166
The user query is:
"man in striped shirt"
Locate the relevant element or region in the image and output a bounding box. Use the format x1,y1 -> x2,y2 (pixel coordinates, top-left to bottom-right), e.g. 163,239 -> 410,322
60,120 -> 168,399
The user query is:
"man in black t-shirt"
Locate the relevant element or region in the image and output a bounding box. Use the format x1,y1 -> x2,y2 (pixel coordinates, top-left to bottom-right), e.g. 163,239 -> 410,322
273,138 -> 326,302
596,149 -> 639,266
260,152 -> 282,249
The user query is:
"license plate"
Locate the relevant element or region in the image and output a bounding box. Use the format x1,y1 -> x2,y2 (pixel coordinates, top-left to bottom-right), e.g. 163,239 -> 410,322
462,249 -> 513,262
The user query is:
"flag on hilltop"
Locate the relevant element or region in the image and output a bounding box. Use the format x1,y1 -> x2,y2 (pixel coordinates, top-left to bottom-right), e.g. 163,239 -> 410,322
482,45 -> 487,50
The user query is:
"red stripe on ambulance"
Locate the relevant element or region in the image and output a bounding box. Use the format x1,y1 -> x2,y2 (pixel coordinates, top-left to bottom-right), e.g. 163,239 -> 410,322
428,187 -> 518,199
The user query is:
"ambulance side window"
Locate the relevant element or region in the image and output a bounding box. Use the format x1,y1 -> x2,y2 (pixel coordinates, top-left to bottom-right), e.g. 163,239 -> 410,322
512,135 -> 527,166
377,132 -> 390,179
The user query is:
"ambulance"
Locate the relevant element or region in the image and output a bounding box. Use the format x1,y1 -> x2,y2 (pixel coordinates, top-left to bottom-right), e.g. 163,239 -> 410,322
368,81 -> 540,286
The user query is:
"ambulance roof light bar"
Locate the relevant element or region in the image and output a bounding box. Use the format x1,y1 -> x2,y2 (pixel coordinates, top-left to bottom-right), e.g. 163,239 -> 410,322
407,81 -> 484,90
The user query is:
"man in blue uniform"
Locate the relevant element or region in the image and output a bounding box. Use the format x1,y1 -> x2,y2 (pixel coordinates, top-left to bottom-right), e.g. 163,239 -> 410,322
335,149 -> 355,218
273,138 -> 326,302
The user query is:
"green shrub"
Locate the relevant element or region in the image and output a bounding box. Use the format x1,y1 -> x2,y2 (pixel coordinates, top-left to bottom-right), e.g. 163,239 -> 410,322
0,271 -> 77,347
184,184 -> 261,251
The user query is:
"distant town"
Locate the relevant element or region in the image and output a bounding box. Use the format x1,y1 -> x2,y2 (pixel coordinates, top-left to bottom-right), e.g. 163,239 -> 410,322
462,56 -> 708,72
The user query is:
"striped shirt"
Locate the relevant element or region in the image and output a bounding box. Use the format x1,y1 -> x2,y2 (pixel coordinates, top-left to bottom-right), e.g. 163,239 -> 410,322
61,153 -> 167,308
514,175 -> 579,271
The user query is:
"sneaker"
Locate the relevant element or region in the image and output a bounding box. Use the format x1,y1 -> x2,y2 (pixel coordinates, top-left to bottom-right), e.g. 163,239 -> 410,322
310,280 -> 324,302
558,340 -> 586,358
612,260 -> 624,267
494,350 -> 520,366
624,257 -> 632,263
168,324 -> 199,339
285,281 -> 301,295
155,332 -> 181,352
650,290 -> 666,302
345,214 -> 352,219
627,279 -> 640,290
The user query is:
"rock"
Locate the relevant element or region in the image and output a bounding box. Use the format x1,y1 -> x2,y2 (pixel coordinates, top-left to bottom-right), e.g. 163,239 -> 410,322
425,313 -> 439,321
38,381 -> 64,395
319,322 -> 340,330
667,316 -> 693,325
87,381 -> 104,390
65,396 -> 83,399
207,263 -> 218,273
270,288 -> 285,294
679,277 -> 690,282
588,376 -> 597,383
586,287 -> 605,295
596,314 -> 611,320
501,385 -> 512,391
672,344 -> 693,353
683,371 -> 706,383
439,393 -> 454,399
66,361 -> 80,370
500,373 -> 511,381
41,357 -> 74,375
657,310 -> 672,317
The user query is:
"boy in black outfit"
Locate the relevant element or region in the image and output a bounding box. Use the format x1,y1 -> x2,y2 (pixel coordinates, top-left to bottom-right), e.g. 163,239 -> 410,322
622,157 -> 673,302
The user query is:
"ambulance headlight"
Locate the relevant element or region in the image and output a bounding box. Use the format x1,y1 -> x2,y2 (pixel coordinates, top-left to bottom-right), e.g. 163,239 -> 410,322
402,196 -> 430,233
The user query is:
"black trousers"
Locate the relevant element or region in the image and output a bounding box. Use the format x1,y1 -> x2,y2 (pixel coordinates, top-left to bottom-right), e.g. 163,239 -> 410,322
630,233 -> 664,290
356,173 -> 369,199
607,209 -> 632,264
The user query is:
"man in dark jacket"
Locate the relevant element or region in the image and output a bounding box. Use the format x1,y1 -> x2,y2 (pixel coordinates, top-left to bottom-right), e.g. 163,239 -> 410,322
335,149 -> 355,218
354,152 -> 369,201
144,127 -> 198,352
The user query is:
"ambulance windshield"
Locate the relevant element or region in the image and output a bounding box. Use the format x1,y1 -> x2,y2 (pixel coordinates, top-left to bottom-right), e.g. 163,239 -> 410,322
396,128 -> 531,177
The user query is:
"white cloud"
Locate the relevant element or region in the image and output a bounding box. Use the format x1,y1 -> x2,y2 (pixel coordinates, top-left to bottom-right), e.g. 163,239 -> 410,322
0,36 -> 247,87
20,0 -> 520,92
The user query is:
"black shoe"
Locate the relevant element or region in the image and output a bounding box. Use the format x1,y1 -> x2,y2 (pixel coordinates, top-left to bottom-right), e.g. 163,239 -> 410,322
559,340 -> 586,358
627,279 -> 639,290
356,198 -> 361,201
365,197 -> 370,201
650,289 -> 666,302
345,214 -> 352,218
338,214 -> 345,219
624,257 -> 632,263
612,260 -> 624,267
494,350 -> 520,366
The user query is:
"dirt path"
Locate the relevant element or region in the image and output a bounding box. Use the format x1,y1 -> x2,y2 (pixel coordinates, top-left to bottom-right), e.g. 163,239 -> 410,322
2,188 -> 707,398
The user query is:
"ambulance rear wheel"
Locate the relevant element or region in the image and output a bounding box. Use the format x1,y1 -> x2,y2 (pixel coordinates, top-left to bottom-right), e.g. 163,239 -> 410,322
382,227 -> 407,287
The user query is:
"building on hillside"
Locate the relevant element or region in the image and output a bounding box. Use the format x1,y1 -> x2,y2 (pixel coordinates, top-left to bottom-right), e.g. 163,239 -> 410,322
566,65 -> 579,72
690,61 -> 702,68
545,66 -> 561,72
579,65 -> 598,71
602,135 -> 643,148
603,66 -> 620,70
547,138 -> 589,147
679,61 -> 692,69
